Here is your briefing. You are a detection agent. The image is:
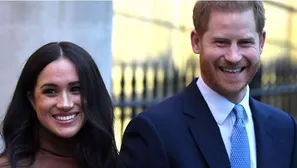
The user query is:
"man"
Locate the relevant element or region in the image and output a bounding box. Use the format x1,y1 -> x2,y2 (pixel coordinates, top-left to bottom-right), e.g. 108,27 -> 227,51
118,1 -> 297,168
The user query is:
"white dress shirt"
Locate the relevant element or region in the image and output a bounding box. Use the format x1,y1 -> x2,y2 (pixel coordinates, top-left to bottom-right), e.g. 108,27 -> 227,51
196,77 -> 257,168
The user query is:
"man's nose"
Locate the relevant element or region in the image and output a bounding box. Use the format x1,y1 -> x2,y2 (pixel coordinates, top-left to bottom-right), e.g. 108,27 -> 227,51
225,44 -> 242,64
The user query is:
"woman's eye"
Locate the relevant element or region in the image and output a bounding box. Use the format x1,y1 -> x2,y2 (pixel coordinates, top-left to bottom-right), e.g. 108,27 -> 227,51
42,89 -> 57,96
71,86 -> 80,93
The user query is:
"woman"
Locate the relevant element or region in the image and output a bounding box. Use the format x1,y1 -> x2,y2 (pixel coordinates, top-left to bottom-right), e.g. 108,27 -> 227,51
0,42 -> 118,167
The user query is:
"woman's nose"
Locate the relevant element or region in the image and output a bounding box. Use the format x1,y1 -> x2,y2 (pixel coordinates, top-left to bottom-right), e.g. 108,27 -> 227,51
56,91 -> 74,111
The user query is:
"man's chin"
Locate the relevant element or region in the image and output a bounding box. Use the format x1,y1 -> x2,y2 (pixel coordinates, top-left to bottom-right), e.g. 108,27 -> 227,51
217,84 -> 248,102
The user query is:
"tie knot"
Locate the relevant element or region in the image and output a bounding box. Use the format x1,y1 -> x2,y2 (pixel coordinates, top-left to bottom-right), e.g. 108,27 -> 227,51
233,104 -> 245,120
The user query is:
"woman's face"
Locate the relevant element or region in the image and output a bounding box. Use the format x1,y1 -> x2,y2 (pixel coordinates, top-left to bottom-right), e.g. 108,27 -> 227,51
31,58 -> 85,138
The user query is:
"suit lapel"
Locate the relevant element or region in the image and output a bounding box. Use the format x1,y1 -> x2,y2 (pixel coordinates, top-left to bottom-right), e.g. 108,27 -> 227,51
250,98 -> 274,168
183,79 -> 230,168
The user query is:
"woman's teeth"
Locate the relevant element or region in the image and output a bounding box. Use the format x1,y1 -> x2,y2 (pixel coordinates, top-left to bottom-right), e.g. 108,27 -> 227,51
54,114 -> 77,121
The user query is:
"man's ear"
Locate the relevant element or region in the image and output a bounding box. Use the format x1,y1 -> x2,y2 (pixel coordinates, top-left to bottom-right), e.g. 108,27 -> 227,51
259,30 -> 266,54
27,92 -> 35,110
190,30 -> 202,54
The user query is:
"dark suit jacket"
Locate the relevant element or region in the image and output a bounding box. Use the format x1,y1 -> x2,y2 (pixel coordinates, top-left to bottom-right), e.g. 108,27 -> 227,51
118,79 -> 297,168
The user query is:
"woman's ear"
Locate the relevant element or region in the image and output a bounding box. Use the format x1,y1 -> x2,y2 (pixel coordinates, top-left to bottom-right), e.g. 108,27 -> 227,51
27,92 -> 35,110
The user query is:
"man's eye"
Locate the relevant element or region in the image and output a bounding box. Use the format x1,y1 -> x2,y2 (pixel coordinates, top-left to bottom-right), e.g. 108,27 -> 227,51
239,41 -> 253,47
215,40 -> 228,47
241,41 -> 251,44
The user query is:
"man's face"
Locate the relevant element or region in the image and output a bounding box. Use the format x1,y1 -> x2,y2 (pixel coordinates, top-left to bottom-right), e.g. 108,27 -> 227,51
191,9 -> 265,103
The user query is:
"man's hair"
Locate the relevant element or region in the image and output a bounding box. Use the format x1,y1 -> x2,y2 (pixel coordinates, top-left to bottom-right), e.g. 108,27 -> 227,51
193,1 -> 265,36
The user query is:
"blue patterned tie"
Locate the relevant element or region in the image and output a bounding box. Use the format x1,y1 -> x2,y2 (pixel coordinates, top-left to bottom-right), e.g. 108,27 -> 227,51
230,104 -> 250,168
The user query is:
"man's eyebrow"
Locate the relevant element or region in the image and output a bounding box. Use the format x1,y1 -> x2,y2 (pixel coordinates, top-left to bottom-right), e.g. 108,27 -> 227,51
240,37 -> 255,41
211,37 -> 230,41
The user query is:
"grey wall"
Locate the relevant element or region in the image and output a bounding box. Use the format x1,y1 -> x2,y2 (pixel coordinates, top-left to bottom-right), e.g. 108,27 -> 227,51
0,1 -> 113,120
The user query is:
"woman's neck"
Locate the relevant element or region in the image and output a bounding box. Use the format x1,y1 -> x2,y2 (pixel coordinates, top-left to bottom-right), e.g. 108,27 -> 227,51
39,126 -> 77,157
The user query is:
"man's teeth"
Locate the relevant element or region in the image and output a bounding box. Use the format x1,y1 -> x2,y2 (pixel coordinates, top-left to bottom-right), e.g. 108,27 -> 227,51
54,114 -> 77,121
221,67 -> 242,73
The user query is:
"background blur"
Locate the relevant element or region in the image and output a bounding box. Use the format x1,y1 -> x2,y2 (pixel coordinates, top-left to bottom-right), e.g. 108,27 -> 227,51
0,0 -> 296,150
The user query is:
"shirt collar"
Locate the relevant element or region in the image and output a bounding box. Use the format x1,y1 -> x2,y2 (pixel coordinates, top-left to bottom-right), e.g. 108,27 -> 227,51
196,77 -> 250,124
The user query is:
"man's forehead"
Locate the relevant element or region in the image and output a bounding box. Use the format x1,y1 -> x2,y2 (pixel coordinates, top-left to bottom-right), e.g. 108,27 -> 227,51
205,10 -> 257,37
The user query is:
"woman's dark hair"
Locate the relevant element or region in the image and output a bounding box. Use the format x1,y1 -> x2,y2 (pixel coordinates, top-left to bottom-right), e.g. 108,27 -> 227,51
0,41 -> 118,167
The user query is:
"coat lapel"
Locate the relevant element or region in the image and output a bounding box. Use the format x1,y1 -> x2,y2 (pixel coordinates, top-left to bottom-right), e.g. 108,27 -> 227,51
183,79 -> 230,168
249,98 -> 274,168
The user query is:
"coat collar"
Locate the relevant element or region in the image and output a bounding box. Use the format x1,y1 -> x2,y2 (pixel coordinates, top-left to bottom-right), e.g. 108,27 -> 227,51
182,78 -> 273,168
